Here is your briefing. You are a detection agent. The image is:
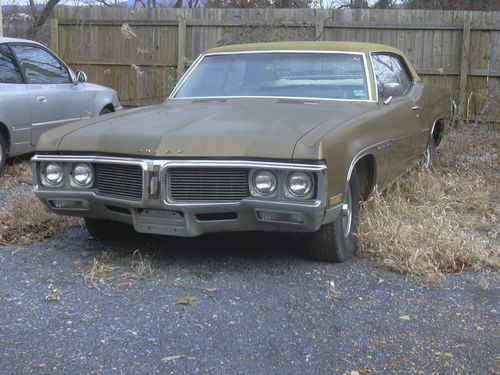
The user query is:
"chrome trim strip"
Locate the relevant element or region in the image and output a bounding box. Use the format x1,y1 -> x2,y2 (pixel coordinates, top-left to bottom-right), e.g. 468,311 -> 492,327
32,117 -> 85,127
346,143 -> 380,186
169,50 -> 375,102
171,96 -> 371,103
169,53 -> 204,98
369,51 -> 418,102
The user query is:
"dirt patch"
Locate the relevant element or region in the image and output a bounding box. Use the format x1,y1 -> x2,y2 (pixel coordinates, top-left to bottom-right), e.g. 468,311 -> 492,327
358,124 -> 499,285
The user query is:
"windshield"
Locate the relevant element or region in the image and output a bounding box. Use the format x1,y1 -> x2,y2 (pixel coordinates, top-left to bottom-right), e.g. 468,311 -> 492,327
173,52 -> 369,101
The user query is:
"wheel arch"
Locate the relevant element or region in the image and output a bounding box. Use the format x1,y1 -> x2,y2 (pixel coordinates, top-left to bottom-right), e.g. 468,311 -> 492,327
431,117 -> 446,147
0,122 -> 11,152
347,152 -> 377,201
100,103 -> 115,114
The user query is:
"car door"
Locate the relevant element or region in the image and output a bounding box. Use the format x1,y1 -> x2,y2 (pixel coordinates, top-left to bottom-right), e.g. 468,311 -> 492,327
0,43 -> 31,155
372,52 -> 426,181
10,43 -> 94,146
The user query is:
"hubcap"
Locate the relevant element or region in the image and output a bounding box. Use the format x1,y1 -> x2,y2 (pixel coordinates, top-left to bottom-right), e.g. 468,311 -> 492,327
341,184 -> 353,238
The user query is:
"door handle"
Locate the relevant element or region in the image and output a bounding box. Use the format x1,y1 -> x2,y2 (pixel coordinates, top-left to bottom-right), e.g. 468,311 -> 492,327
411,105 -> 421,111
36,96 -> 47,104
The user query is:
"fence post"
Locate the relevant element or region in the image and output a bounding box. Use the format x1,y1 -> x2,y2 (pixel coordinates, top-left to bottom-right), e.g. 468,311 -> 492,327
177,14 -> 187,82
50,18 -> 59,54
457,21 -> 471,126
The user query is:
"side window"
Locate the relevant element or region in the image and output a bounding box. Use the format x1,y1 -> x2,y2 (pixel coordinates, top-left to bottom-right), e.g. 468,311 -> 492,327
11,45 -> 71,84
372,53 -> 413,96
0,44 -> 23,84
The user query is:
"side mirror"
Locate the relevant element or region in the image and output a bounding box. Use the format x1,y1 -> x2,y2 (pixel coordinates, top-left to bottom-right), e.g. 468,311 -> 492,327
382,82 -> 402,98
75,70 -> 87,84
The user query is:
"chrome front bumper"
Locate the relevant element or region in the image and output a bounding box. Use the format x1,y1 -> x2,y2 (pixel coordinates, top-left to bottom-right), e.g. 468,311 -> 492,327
33,156 -> 338,237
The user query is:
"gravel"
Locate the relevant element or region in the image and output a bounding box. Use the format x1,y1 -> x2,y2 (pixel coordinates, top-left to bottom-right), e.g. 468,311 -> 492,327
0,224 -> 498,374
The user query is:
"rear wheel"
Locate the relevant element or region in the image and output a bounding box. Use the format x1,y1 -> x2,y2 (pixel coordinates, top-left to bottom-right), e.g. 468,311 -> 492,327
0,134 -> 7,176
84,218 -> 132,240
308,169 -> 360,262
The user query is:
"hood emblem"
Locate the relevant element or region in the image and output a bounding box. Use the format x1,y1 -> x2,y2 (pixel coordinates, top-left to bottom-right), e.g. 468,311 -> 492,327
163,149 -> 184,154
136,148 -> 153,153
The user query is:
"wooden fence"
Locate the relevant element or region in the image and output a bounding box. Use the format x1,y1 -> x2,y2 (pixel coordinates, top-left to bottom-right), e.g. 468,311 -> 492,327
52,8 -> 500,122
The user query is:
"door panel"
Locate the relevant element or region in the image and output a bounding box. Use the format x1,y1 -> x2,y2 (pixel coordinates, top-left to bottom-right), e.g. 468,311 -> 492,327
9,44 -> 93,146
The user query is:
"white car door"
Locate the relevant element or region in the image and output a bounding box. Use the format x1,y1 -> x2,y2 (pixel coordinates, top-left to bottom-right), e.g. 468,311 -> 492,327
10,44 -> 94,146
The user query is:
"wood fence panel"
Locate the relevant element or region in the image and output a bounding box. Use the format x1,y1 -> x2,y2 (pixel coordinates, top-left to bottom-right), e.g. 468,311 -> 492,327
53,8 -> 499,121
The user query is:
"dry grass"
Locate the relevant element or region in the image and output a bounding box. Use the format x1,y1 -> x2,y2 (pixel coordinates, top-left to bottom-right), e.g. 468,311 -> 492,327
0,193 -> 81,245
0,158 -> 32,188
358,125 -> 499,285
83,250 -> 153,290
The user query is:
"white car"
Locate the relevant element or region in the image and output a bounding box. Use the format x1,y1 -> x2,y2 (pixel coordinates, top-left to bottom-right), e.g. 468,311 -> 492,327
0,37 -> 123,175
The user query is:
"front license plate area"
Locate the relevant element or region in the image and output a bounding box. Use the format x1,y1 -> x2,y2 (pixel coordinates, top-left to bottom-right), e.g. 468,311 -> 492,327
133,209 -> 186,236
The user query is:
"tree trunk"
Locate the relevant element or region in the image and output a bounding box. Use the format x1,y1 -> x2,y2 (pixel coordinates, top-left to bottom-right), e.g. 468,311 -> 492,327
26,0 -> 61,40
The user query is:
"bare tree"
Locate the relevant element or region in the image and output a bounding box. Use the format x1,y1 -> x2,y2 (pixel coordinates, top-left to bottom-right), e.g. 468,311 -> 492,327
26,0 -> 60,39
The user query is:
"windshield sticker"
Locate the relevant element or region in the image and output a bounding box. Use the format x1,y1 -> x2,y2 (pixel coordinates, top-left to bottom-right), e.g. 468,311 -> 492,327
353,89 -> 366,97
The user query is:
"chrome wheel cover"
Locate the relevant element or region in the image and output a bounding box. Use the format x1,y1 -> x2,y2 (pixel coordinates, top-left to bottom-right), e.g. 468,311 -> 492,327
342,184 -> 353,238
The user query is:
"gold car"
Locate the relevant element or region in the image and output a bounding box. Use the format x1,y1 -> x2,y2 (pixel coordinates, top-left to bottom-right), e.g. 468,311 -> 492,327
32,41 -> 456,262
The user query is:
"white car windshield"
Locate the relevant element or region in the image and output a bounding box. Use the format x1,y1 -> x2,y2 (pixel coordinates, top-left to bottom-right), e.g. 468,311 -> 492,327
174,52 -> 369,100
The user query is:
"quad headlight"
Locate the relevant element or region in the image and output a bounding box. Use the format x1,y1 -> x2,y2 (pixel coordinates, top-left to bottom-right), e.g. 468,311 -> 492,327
252,170 -> 277,196
72,163 -> 93,187
286,172 -> 313,197
42,162 -> 64,186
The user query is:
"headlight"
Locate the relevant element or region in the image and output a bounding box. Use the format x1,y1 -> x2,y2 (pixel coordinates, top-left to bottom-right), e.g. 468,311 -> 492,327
252,170 -> 277,196
72,163 -> 93,186
42,163 -> 64,185
287,172 -> 313,197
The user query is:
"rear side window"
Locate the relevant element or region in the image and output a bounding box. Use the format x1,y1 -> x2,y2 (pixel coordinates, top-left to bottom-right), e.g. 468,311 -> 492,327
11,44 -> 71,84
372,53 -> 413,96
0,44 -> 23,84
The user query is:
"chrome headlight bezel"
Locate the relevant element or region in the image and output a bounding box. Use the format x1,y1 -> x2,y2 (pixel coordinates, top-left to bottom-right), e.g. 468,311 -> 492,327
40,162 -> 64,187
286,171 -> 314,198
71,163 -> 94,188
251,169 -> 278,197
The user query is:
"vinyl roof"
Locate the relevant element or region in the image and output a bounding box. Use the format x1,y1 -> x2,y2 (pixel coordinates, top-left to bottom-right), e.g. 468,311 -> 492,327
207,41 -> 403,54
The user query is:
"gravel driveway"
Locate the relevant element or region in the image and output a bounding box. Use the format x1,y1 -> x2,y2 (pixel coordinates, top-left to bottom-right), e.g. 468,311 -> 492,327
1,205 -> 498,375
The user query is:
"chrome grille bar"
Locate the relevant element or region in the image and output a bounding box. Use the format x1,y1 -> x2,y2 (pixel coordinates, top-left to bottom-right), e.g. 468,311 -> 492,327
168,167 -> 250,202
95,163 -> 143,200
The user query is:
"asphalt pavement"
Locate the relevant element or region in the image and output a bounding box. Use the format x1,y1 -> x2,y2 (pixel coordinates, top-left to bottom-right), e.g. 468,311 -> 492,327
0,220 -> 498,374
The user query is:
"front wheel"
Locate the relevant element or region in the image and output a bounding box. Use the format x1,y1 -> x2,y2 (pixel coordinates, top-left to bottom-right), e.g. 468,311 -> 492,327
308,169 -> 360,262
84,218 -> 133,240
99,107 -> 113,115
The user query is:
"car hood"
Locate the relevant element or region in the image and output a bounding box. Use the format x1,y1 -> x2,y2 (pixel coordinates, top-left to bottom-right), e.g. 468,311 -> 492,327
37,99 -> 372,160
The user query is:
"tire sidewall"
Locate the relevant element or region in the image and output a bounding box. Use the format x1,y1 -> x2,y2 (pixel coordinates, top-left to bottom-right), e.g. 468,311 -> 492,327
0,134 -> 7,176
333,169 -> 361,260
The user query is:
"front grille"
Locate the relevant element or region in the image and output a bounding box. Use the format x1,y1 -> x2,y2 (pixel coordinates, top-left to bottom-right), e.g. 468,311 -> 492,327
167,167 -> 250,202
95,163 -> 143,200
